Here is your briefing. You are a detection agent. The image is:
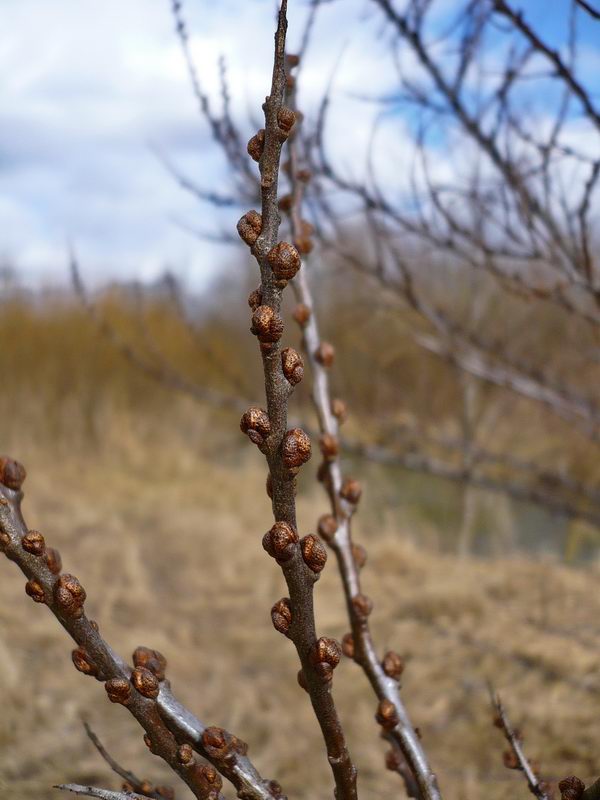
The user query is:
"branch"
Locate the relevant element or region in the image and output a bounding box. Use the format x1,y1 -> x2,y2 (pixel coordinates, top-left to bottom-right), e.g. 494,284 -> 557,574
236,4 -> 358,798
82,722 -> 167,800
55,786 -> 147,800
0,464 -> 282,800
491,690 -> 550,800
281,50 -> 442,800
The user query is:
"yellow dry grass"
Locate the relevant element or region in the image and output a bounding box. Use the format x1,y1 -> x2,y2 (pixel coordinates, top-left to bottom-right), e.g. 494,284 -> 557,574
1,396 -> 599,800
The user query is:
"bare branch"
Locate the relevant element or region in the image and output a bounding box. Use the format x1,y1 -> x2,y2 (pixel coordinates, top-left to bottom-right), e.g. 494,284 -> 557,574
55,786 -> 147,800
236,4 -> 358,798
0,468 -> 282,800
491,690 -> 550,800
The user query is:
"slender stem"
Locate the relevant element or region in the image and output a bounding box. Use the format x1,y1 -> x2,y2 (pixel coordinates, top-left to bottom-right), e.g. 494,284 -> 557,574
242,4 -> 358,798
283,69 -> 442,800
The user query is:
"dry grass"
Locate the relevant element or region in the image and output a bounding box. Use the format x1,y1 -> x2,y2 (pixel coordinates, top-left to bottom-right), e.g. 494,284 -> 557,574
1,398 -> 600,800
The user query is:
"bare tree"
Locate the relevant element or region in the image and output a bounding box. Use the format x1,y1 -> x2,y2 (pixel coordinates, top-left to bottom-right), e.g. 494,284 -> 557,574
3,2 -> 599,800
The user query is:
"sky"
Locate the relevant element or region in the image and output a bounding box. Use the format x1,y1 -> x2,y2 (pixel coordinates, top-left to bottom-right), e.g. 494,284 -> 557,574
1,0 -> 598,292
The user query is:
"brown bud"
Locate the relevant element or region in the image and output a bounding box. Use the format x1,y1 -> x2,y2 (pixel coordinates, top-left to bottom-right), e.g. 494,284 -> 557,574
376,699 -> 399,730
248,288 -> 263,311
133,646 -> 167,681
202,726 -> 227,754
25,579 -> 46,603
294,235 -> 313,255
271,597 -> 292,636
277,107 -> 296,135
177,743 -> 194,765
0,457 -> 26,490
240,407 -> 271,447
237,210 -> 262,247
297,669 -> 308,692
251,305 -> 284,343
297,168 -> 312,183
89,619 -> 99,632
156,787 -> 175,800
341,478 -> 362,504
269,781 -> 284,800
22,530 -> 45,556
352,543 -> 368,569
278,193 -> 293,212
286,74 -> 296,92
332,398 -> 348,424
282,428 -> 312,468
0,531 -> 10,551
247,129 -> 265,162
194,765 -> 223,796
319,433 -> 339,462
72,647 -> 97,677
292,303 -> 311,327
300,219 -> 314,237
54,573 -> 86,618
139,782 -> 154,796
266,473 -> 273,499
105,678 -> 132,705
341,632 -> 355,659
314,342 -> 335,367
559,777 -> 585,800
313,637 -> 341,669
301,534 -> 327,573
281,347 -> 304,385
382,651 -> 404,679
503,749 -> 520,770
385,748 -> 403,772
286,53 -> 300,68
317,514 -> 338,542
267,242 -> 301,281
262,521 -> 298,563
45,547 -> 62,575
131,666 -> 160,699
352,593 -> 373,618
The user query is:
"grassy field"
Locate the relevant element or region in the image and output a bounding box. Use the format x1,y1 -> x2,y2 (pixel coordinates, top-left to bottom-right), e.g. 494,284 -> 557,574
1,395 -> 600,800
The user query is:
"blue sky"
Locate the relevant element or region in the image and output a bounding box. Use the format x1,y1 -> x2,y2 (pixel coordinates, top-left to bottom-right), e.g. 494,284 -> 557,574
1,0 -> 598,290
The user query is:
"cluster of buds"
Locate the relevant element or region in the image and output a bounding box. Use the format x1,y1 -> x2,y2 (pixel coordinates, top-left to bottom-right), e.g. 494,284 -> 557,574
281,347 -> 304,385
317,513 -> 338,543
267,241 -> 301,284
133,645 -> 167,681
382,650 -> 404,680
202,726 -> 248,760
376,698 -> 399,730
294,219 -> 314,256
54,573 -> 86,618
251,305 -> 284,351
319,433 -> 339,462
300,534 -> 327,574
311,637 -> 341,682
237,210 -> 263,247
271,597 -> 293,636
263,521 -> 298,564
72,646 -> 98,678
352,593 -> 374,619
559,777 -> 586,800
282,428 -> 312,470
341,633 -> 355,659
105,677 -> 132,705
292,303 -> 311,327
240,407 -> 271,448
131,665 -> 160,699
314,342 -> 335,368
247,129 -> 265,162
341,478 -> 362,505
0,456 -> 26,491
